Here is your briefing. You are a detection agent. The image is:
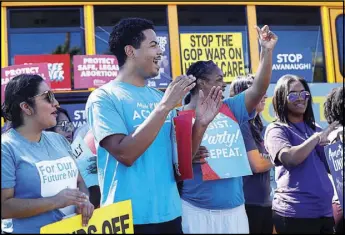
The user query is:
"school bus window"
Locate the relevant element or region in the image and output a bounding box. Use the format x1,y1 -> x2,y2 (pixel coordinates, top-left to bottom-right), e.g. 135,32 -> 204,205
94,5 -> 168,55
7,7 -> 85,65
178,5 -> 250,83
335,15 -> 344,76
256,6 -> 326,83
93,6 -> 172,89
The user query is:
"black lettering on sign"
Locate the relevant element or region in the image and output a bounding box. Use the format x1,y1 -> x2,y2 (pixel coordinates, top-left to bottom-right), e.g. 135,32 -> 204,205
71,229 -> 86,234
228,48 -> 242,60
111,214 -> 130,234
216,34 -> 233,47
102,220 -> 113,234
71,225 -> 97,234
183,48 -> 202,61
120,214 -> 130,233
99,214 -> 131,234
73,144 -> 83,159
205,48 -> 227,60
111,217 -> 121,234
190,35 -> 196,47
190,35 -> 213,47
88,225 -> 97,234
217,61 -> 244,77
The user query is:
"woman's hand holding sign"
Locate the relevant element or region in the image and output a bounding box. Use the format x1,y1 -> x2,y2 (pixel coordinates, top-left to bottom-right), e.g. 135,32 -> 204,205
193,146 -> 209,164
76,197 -> 94,227
54,188 -> 89,208
54,188 -> 94,227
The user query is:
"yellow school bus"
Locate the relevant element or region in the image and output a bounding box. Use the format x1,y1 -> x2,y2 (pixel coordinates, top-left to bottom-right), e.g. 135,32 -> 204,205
1,1 -> 344,129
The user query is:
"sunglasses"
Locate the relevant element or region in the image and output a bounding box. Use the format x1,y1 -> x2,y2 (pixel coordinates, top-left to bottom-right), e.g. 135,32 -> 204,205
287,90 -> 311,103
56,120 -> 74,132
29,90 -> 56,104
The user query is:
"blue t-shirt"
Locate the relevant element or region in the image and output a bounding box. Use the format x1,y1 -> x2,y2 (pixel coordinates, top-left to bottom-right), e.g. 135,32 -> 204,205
241,122 -> 272,207
180,92 -> 252,210
1,129 -> 79,234
85,80 -> 181,225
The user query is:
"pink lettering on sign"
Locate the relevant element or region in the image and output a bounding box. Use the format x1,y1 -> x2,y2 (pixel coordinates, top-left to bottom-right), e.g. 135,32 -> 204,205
73,55 -> 119,89
1,63 -> 50,104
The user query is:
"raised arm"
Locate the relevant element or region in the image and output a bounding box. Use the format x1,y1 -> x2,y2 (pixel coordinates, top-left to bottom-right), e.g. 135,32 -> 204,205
245,25 -> 278,113
100,76 -> 196,167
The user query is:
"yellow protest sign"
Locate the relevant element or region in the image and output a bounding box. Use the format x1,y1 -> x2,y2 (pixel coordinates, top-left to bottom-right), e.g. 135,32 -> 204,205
41,200 -> 133,234
180,33 -> 245,82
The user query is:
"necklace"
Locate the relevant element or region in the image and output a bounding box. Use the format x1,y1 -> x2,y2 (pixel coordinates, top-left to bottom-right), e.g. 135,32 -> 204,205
290,122 -> 310,139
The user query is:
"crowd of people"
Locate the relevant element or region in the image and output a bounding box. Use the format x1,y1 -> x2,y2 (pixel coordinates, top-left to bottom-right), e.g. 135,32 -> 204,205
1,17 -> 343,234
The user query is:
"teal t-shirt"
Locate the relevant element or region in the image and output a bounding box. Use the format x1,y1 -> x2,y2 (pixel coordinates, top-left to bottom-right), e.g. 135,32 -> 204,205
86,80 -> 181,225
1,129 -> 78,233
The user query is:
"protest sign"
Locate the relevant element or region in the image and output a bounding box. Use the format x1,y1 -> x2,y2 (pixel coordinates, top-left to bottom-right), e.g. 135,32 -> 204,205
172,110 -> 194,181
41,200 -> 134,234
324,141 -> 344,211
267,29 -> 319,82
201,104 -> 252,180
272,48 -> 313,82
71,135 -> 98,188
180,33 -> 245,82
1,63 -> 50,103
15,54 -> 71,90
146,32 -> 172,89
73,55 -> 119,89
61,103 -> 87,130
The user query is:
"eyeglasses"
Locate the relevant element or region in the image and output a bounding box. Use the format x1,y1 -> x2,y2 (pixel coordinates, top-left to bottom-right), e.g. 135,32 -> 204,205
56,120 -> 74,132
29,90 -> 56,104
287,90 -> 311,103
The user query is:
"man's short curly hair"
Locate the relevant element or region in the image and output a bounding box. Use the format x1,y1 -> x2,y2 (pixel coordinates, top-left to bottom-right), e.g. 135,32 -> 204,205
324,86 -> 344,126
108,17 -> 154,67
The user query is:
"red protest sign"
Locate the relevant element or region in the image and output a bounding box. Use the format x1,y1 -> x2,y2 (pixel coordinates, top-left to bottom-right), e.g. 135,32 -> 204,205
1,63 -> 50,104
73,55 -> 119,89
14,54 -> 71,91
173,110 -> 194,181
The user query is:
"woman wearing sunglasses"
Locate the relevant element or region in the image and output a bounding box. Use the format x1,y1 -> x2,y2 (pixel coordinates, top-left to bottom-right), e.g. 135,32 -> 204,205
264,74 -> 339,234
47,107 -> 74,143
1,74 -> 94,234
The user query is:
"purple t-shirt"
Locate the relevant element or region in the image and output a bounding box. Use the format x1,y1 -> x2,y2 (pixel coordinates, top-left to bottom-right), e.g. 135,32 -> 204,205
241,122 -> 271,207
264,121 -> 333,218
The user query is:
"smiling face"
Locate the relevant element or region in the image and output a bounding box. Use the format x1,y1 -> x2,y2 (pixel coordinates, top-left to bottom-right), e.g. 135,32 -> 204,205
286,80 -> 310,116
132,29 -> 163,79
198,66 -> 227,99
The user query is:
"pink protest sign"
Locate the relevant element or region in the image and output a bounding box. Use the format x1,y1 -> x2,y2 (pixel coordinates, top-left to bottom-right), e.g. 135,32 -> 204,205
1,63 -> 50,103
73,55 -> 119,89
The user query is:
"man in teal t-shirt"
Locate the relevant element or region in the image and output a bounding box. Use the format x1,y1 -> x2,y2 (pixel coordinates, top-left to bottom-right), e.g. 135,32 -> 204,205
86,17 -> 222,233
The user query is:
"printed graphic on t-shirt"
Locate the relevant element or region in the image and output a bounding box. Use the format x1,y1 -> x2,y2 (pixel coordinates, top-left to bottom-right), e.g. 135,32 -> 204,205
132,102 -> 172,128
71,136 -> 99,188
35,156 -> 78,215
